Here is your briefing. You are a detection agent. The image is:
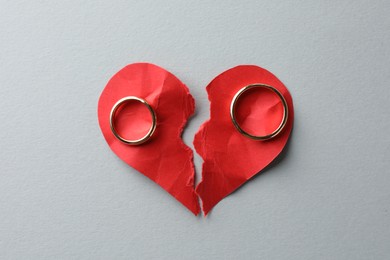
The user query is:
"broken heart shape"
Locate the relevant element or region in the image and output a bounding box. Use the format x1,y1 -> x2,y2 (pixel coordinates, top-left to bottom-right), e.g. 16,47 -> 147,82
98,63 -> 200,215
98,63 -> 294,216
194,65 -> 294,215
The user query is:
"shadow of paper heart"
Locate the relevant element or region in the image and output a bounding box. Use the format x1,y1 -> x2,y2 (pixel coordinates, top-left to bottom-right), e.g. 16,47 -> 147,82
202,133 -> 294,219
209,126 -> 294,216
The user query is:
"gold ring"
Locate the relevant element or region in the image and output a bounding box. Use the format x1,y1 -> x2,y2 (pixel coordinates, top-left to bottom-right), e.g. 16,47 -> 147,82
110,96 -> 157,145
230,84 -> 288,140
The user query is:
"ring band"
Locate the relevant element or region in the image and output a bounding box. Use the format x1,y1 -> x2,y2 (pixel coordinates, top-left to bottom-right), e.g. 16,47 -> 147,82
110,96 -> 157,145
230,84 -> 288,141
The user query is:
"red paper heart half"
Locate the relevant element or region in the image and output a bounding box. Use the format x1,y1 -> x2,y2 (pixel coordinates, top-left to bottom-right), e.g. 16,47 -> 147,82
194,65 -> 294,215
98,63 -> 200,215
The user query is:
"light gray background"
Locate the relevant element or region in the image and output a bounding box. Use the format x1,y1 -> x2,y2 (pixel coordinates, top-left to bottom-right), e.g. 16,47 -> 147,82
1,1 -> 389,259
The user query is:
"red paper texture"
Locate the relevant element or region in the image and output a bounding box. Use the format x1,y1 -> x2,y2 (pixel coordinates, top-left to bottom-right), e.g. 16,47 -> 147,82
98,63 -> 200,215
194,65 -> 294,215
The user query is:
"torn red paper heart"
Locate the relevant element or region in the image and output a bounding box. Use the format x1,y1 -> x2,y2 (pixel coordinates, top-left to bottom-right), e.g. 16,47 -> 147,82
98,63 -> 200,215
194,65 -> 294,215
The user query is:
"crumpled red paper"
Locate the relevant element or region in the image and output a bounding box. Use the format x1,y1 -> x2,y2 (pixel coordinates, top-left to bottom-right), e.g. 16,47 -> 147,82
194,65 -> 294,215
98,63 -> 200,215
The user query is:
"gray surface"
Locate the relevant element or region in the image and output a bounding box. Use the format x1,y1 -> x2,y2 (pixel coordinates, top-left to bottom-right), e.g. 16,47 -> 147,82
1,1 -> 389,259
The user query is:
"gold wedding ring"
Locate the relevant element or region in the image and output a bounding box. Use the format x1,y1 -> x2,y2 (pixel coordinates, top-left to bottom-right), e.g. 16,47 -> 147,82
110,96 -> 157,145
230,84 -> 288,141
